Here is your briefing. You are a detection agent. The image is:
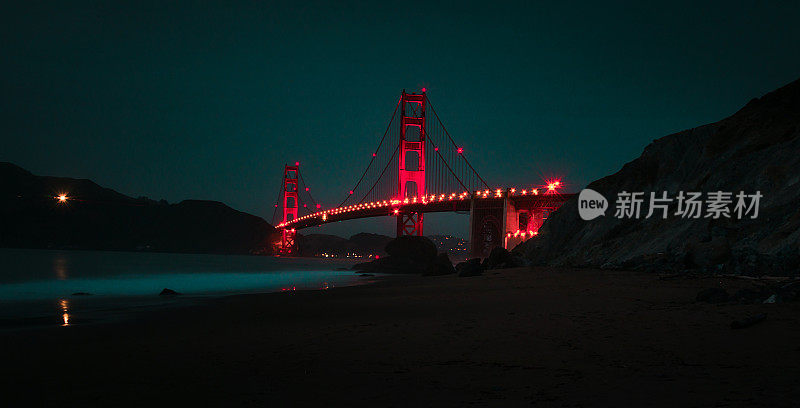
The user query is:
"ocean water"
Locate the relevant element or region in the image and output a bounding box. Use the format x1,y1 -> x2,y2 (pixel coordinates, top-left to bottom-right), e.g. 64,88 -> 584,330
0,248 -> 369,329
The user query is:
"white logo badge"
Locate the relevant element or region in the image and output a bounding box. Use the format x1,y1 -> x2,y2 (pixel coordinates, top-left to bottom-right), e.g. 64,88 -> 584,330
578,189 -> 608,220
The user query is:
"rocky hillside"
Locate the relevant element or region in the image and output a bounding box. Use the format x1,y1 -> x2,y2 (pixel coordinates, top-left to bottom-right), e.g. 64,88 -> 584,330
0,163 -> 275,254
516,78 -> 800,275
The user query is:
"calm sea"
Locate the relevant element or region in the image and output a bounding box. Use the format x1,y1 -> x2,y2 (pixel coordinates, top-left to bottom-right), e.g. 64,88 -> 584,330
0,248 -> 369,329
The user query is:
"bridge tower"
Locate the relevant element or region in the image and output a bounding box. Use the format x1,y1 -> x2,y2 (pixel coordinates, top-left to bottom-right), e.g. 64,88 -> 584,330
396,89 -> 426,236
279,163 -> 299,254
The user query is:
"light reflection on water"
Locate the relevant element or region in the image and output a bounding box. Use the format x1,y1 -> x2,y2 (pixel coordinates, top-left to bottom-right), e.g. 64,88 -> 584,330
0,249 -> 369,328
1,271 -> 359,301
59,299 -> 70,326
54,256 -> 68,280
0,271 -> 363,307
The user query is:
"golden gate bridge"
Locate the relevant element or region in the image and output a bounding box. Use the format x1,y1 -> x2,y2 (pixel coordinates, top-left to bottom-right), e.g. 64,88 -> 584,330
271,89 -> 573,257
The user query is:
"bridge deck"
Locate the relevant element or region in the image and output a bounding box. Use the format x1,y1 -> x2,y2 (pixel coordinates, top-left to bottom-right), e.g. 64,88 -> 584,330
283,193 -> 575,230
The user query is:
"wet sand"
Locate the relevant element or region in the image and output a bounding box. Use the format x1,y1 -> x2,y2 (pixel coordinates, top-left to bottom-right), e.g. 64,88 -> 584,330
3,267 -> 799,407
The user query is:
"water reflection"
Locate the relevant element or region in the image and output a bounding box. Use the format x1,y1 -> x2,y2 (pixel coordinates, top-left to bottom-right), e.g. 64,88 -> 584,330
53,255 -> 68,280
59,299 -> 70,326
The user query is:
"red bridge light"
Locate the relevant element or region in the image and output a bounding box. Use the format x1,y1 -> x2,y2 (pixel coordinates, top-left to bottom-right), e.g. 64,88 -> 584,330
457,147 -> 463,154
349,190 -> 353,195
546,179 -> 562,193
295,161 -> 300,166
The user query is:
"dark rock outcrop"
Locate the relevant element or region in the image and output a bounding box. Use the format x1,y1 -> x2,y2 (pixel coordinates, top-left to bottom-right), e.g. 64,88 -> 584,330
423,253 -> 456,276
159,288 -> 181,296
485,247 -> 530,269
456,258 -> 484,277
487,247 -> 511,268
516,78 -> 800,275
385,236 -> 437,264
353,236 -> 451,275
349,233 -> 394,256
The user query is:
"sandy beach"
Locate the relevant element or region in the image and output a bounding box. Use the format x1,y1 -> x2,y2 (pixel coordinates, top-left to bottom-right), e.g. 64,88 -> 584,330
3,267 -> 799,407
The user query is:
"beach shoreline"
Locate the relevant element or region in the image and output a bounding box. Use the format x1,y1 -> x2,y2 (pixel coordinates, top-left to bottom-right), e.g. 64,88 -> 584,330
3,266 -> 799,407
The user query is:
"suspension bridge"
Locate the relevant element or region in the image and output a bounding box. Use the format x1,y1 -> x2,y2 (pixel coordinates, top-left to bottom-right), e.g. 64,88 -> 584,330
271,89 -> 574,257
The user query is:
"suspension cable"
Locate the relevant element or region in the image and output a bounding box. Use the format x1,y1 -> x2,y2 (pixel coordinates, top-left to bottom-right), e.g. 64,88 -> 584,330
424,130 -> 471,194
357,144 -> 400,204
271,166 -> 286,225
298,169 -> 319,209
425,95 -> 491,189
337,98 -> 401,207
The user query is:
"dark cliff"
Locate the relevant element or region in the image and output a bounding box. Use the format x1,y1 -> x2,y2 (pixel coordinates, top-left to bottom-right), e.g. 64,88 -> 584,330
517,78 -> 800,275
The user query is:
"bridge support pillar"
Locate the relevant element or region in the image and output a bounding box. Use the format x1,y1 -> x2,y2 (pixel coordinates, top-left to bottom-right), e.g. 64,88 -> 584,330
468,197 -> 505,258
468,192 -> 549,258
280,228 -> 296,255
397,211 -> 423,237
395,90 -> 426,237
277,164 -> 299,255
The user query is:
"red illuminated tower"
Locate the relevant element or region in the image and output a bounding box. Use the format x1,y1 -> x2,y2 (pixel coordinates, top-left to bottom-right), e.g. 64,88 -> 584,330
280,163 -> 299,254
396,90 -> 426,236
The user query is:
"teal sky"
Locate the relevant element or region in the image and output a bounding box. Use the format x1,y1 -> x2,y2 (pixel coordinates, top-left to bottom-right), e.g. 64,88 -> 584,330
2,1 -> 799,238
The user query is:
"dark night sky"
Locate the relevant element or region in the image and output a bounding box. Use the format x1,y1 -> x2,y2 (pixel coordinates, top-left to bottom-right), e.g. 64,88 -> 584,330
2,1 -> 799,238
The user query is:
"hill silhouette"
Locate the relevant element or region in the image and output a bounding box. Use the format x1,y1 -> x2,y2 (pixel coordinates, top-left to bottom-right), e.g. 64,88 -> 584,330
0,163 -> 275,254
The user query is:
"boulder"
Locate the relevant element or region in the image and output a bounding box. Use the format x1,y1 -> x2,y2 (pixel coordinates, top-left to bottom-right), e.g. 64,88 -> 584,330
457,258 -> 484,277
484,246 -> 531,269
695,287 -> 729,303
508,254 -> 530,268
487,247 -> 511,268
385,236 -> 437,265
159,288 -> 181,296
423,253 -> 456,276
353,236 -> 441,274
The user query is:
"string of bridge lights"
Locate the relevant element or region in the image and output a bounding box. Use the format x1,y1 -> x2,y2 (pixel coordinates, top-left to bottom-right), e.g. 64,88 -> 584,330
276,180 -> 561,228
